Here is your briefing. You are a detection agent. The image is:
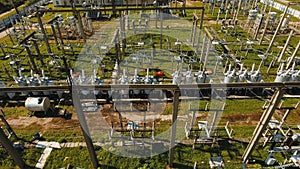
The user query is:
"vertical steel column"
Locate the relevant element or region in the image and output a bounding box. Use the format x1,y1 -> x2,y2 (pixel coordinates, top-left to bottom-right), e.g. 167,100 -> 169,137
253,14 -> 264,40
32,40 -> 45,66
190,18 -> 196,45
55,21 -> 65,54
0,44 -> 6,56
169,89 -> 180,167
277,30 -> 294,62
160,9 -> 163,50
265,4 -> 290,54
112,0 -> 116,17
242,88 -> 284,163
0,110 -> 18,140
233,0 -> 242,30
76,11 -> 86,43
9,0 -> 20,16
50,24 -> 60,48
70,0 -> 86,42
286,40 -> 300,69
0,128 -> 27,169
24,45 -> 39,73
37,10 -> 52,55
196,8 -> 205,57
259,16 -> 269,45
72,87 -> 99,169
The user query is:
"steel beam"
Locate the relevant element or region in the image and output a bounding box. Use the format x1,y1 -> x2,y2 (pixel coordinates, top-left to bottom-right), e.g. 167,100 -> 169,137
277,30 -> 294,62
265,4 -> 290,54
242,88 -> 284,163
72,86 -> 99,169
253,14 -> 264,40
0,128 -> 27,169
259,16 -> 269,45
38,7 -> 205,13
37,9 -> 52,55
169,90 -> 180,167
0,82 -> 300,92
0,110 -> 17,140
286,40 -> 300,69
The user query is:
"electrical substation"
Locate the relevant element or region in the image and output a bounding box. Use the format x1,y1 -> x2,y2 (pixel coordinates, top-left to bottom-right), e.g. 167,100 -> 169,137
0,0 -> 300,168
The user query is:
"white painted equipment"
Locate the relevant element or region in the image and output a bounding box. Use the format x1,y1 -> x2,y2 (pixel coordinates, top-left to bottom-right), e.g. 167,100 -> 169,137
25,97 -> 51,112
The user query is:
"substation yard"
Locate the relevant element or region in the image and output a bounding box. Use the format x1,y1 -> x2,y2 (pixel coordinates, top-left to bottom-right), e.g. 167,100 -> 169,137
0,0 -> 300,169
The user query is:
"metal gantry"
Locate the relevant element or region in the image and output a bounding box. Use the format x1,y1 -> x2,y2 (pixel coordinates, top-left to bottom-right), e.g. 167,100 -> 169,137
242,88 -> 285,164
0,82 -> 300,168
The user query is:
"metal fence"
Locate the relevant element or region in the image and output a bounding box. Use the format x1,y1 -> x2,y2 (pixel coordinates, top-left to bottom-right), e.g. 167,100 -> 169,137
261,0 -> 300,19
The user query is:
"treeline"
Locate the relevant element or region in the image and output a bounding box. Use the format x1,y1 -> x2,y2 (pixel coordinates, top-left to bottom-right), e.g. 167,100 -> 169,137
0,0 -> 40,14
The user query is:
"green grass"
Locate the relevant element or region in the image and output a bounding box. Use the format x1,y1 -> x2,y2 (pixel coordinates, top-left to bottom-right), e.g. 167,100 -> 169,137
0,96 -> 299,168
224,99 -> 264,115
0,2 -> 300,168
44,147 -> 93,169
0,147 -> 43,168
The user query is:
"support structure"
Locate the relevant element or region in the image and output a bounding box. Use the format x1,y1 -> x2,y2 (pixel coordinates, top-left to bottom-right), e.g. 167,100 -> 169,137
259,16 -> 269,45
277,30 -> 294,62
242,88 -> 284,164
20,32 -> 39,73
169,90 -> 180,167
253,14 -> 264,40
70,0 -> 86,42
265,4 -> 290,54
72,87 -> 99,169
0,110 -> 18,140
36,8 -> 52,55
286,40 -> 300,69
0,128 -> 27,169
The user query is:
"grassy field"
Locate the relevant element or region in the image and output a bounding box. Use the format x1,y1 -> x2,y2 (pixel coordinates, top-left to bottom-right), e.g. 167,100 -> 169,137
0,0 -> 299,169
0,95 -> 299,168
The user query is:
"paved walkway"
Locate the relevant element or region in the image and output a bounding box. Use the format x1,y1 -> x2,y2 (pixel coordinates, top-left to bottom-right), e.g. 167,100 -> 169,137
60,142 -> 87,147
35,147 -> 53,169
